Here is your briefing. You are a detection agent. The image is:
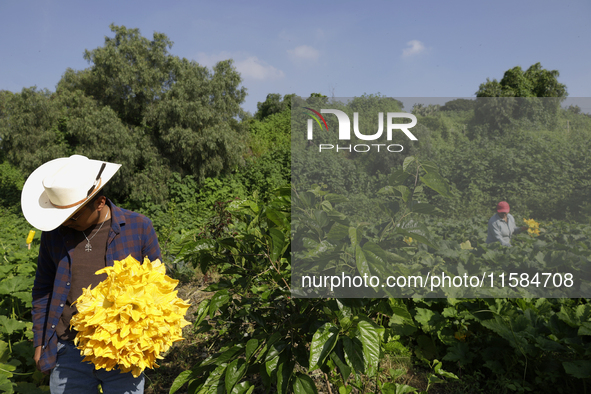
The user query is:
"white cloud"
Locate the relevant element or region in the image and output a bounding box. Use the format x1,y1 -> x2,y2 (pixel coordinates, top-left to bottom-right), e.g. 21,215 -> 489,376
195,51 -> 232,67
195,52 -> 284,81
234,57 -> 284,80
402,40 -> 426,58
287,45 -> 320,62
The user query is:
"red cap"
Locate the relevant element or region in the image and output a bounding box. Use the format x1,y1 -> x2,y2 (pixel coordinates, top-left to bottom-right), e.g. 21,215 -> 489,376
496,201 -> 510,213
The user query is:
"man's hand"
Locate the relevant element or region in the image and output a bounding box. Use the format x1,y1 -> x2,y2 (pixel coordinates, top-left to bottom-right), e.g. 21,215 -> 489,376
34,346 -> 50,375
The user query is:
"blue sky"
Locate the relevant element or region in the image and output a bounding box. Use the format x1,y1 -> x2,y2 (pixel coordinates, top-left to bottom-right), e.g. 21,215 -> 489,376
1,0 -> 589,114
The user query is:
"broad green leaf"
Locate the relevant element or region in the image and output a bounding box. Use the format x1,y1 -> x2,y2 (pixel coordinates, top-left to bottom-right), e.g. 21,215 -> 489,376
427,374 -> 445,384
326,223 -> 349,242
0,277 -> 29,295
0,316 -> 27,336
357,320 -> 380,372
413,308 -> 443,334
381,382 -> 417,394
348,226 -> 362,247
355,246 -> 371,280
225,359 -> 247,393
325,193 -> 348,205
231,382 -> 254,394
410,203 -> 440,215
245,339 -> 259,360
269,227 -> 286,262
563,360 -> 591,379
442,342 -> 473,366
276,352 -> 294,394
170,370 -> 193,394
395,228 -> 435,248
402,156 -> 416,172
343,336 -> 365,374
292,373 -> 318,394
420,172 -> 450,197
393,186 -> 411,203
433,360 -> 458,379
329,343 -> 352,381
389,168 -> 410,186
208,290 -> 230,318
415,335 -> 437,361
578,322 -> 591,336
194,300 -> 210,326
309,323 -> 339,370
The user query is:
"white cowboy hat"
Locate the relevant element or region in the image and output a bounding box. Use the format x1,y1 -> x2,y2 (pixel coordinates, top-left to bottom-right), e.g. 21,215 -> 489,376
21,155 -> 121,231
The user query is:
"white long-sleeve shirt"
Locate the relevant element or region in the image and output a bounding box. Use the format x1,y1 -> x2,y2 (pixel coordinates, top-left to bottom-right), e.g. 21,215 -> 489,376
486,213 -> 518,247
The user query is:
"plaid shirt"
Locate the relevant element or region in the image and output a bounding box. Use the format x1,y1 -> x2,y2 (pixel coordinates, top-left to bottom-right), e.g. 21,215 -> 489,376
32,200 -> 162,373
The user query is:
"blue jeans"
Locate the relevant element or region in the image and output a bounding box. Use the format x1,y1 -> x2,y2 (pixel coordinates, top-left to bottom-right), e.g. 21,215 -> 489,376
50,340 -> 144,394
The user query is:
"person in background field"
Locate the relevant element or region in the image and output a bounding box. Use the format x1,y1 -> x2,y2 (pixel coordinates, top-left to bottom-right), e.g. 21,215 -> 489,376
486,201 -> 528,247
21,155 -> 161,394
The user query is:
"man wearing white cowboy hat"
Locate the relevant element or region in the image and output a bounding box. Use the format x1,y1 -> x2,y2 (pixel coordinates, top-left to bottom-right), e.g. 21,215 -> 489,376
22,155 -> 161,394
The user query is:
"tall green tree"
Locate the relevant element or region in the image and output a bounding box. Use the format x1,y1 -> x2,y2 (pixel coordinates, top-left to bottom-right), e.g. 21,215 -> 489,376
476,62 -> 567,98
473,63 -> 567,135
1,24 -> 248,203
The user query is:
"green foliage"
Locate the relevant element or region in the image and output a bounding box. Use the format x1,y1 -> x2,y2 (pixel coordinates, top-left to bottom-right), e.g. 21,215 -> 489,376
247,109 -> 291,157
0,161 -> 24,211
0,87 -> 68,174
1,24 -> 248,204
254,93 -> 295,121
0,214 -> 49,393
476,63 -> 567,98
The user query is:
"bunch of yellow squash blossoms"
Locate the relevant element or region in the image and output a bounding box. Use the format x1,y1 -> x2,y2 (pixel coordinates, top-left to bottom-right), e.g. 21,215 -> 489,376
71,255 -> 191,378
523,218 -> 540,237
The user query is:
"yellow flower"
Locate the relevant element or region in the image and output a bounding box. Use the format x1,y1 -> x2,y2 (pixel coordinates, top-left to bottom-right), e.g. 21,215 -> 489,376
460,240 -> 474,250
523,218 -> 540,237
71,255 -> 191,377
403,236 -> 413,245
26,230 -> 35,244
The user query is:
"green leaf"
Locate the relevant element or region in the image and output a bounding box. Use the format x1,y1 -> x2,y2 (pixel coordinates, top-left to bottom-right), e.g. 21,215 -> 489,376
208,290 -> 231,319
292,373 -> 318,394
419,172 -> 450,197
381,382 -> 418,394
0,316 -> 27,336
415,335 -> 437,361
194,300 -> 210,326
0,277 -> 29,295
269,227 -> 286,261
225,359 -> 247,393
389,168 -> 410,186
245,339 -> 259,360
395,228 -> 435,248
403,156 -> 416,172
413,308 -> 443,334
329,343 -> 352,381
433,360 -> 458,379
393,186 -> 411,203
231,382 -> 254,394
309,323 -> 339,370
276,352 -> 295,394
563,360 -> 591,379
442,342 -> 473,366
410,203 -> 440,215
357,320 -> 381,372
327,223 -> 349,242
170,370 -> 193,394
343,336 -> 365,374
348,226 -> 362,247
355,246 -> 371,281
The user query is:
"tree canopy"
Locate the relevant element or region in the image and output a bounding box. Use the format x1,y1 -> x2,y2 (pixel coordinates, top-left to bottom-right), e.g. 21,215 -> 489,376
476,62 -> 567,98
0,24 -> 247,203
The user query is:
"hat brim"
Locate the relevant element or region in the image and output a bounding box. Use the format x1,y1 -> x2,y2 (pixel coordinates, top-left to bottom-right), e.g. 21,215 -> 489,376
21,158 -> 121,231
